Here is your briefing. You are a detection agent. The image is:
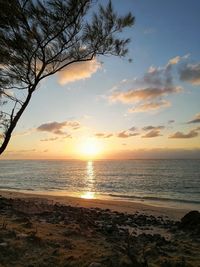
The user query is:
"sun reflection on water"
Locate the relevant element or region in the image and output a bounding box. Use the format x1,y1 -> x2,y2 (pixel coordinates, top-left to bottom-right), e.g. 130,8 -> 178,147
81,161 -> 95,199
81,191 -> 95,199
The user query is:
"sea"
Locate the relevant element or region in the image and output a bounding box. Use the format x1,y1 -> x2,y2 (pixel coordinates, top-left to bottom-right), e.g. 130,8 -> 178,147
0,159 -> 200,210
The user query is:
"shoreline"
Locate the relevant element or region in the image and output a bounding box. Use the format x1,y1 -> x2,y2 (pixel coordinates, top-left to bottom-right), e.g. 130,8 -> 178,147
0,189 -> 200,266
0,189 -> 194,220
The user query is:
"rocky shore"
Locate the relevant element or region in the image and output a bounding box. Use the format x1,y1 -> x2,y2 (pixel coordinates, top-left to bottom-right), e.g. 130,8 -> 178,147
0,196 -> 200,267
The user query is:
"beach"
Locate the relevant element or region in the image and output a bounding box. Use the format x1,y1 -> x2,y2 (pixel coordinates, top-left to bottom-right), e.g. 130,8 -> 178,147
0,190 -> 192,220
0,190 -> 200,267
0,0 -> 200,265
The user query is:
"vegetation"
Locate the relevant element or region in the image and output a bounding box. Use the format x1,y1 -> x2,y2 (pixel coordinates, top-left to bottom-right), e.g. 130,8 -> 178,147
0,0 -> 134,154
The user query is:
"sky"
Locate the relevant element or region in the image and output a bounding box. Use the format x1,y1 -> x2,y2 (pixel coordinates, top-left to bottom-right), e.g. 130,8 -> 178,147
2,0 -> 200,160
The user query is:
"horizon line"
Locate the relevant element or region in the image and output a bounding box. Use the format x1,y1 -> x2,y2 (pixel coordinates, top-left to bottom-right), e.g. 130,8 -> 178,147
1,158 -> 200,161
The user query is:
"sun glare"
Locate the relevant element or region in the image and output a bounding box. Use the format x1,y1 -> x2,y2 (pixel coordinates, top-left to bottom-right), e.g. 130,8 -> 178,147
79,139 -> 102,158
81,191 -> 95,199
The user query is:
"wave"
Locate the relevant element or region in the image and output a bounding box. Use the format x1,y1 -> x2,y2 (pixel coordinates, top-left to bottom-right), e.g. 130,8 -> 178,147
0,186 -> 22,191
0,186 -> 38,192
108,194 -> 200,205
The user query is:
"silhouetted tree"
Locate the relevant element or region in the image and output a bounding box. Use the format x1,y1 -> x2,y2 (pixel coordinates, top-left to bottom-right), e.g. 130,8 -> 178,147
0,0 -> 134,154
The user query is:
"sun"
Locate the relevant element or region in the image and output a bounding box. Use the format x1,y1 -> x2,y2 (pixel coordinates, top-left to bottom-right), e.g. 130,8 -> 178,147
79,139 -> 102,158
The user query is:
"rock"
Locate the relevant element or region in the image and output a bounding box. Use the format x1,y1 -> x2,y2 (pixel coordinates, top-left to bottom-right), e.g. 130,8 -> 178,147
26,232 -> 41,244
22,221 -> 33,228
179,210 -> 200,232
0,242 -> 8,247
144,247 -> 158,258
63,225 -> 81,236
17,233 -> 28,238
104,224 -> 118,234
88,263 -> 102,267
119,257 -> 134,267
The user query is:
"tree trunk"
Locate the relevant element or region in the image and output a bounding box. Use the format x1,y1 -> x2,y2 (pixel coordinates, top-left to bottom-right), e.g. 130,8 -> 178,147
0,90 -> 33,155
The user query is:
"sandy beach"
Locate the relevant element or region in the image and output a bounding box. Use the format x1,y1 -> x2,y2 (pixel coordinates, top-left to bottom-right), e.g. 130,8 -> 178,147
0,190 -> 200,267
0,190 -> 190,220
0,0 -> 200,266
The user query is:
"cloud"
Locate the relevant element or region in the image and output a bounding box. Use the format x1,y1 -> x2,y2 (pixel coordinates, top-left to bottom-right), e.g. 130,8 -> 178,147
129,100 -> 170,112
117,131 -> 139,138
40,137 -> 59,142
128,126 -> 137,131
95,128 -> 139,139
58,59 -> 101,85
37,120 -> 81,135
108,55 -> 190,113
167,56 -> 181,65
167,54 -> 190,66
168,120 -> 175,124
140,54 -> 189,88
13,128 -> 35,137
110,86 -> 182,104
187,113 -> 200,124
142,125 -> 165,131
105,148 -> 200,160
95,133 -> 113,138
179,63 -> 200,85
169,130 -> 198,139
142,129 -> 162,138
143,58 -> 178,87
142,68 -> 171,89
5,149 -> 37,154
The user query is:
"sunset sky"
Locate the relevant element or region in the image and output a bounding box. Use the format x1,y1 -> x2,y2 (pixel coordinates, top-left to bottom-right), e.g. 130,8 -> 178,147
2,0 -> 200,160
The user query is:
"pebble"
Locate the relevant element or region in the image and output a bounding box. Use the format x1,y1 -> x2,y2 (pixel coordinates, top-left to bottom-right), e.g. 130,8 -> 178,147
88,263 -> 102,267
17,233 -> 28,238
0,242 -> 8,247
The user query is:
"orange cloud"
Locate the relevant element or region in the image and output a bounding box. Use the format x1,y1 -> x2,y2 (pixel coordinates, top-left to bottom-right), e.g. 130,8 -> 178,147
110,86 -> 182,104
37,120 -> 80,135
95,133 -> 113,138
105,148 -> 200,160
108,56 -> 189,113
117,131 -> 139,138
129,100 -> 170,112
187,113 -> 200,124
142,129 -> 162,138
58,59 -> 101,84
40,137 -> 59,142
169,130 -> 198,139
142,125 -> 165,131
168,56 -> 181,65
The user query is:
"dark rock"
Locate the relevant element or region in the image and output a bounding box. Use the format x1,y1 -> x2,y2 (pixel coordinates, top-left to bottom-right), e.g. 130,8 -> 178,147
103,224 -> 118,235
26,231 -> 42,244
22,221 -> 33,228
0,242 -> 8,247
119,257 -> 134,267
179,210 -> 200,233
88,262 -> 103,267
137,233 -> 168,246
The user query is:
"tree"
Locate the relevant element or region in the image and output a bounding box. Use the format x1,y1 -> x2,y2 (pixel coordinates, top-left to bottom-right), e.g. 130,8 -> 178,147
0,0 -> 134,155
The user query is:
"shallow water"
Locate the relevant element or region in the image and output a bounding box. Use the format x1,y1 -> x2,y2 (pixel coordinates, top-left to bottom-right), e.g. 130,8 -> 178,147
0,159 -> 200,209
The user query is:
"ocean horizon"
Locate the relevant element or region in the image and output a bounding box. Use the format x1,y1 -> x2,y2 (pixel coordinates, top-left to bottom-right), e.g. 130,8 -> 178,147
0,159 -> 200,210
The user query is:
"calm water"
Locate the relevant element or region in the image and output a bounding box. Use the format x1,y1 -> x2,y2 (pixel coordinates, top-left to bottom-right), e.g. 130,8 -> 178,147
0,159 -> 200,209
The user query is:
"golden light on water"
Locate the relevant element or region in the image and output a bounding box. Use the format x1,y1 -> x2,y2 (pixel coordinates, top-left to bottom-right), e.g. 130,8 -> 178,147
81,191 -> 95,199
80,161 -> 95,199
